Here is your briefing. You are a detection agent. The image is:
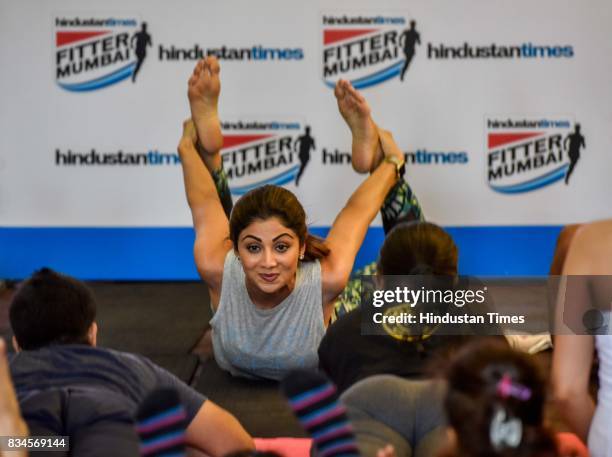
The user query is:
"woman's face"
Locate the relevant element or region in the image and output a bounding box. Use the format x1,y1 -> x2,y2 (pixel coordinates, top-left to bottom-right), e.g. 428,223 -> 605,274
237,217 -> 305,297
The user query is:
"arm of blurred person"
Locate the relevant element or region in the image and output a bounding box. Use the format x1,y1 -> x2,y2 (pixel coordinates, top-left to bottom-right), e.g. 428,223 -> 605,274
185,400 -> 254,457
552,334 -> 595,441
0,338 -> 29,457
551,223 -> 605,441
549,224 -> 581,276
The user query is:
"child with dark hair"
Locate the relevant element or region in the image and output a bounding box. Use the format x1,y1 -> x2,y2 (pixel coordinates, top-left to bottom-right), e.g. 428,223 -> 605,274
443,339 -> 588,457
10,267 -> 97,350
8,268 -> 253,457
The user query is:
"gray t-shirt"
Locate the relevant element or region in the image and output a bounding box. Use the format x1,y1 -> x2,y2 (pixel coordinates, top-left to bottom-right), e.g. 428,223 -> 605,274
9,345 -> 206,457
211,251 -> 326,380
10,345 -> 205,425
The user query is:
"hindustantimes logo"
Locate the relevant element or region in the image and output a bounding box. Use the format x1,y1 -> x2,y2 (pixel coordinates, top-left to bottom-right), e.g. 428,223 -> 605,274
220,119 -> 315,195
486,117 -> 585,194
321,12 -> 575,90
321,12 -> 418,89
428,43 -> 573,60
158,45 -> 303,61
54,148 -> 179,166
55,16 -> 152,92
55,14 -> 304,93
322,147 -> 468,166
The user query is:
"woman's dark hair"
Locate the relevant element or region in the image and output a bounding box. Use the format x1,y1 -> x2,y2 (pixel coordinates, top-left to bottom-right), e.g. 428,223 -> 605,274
229,185 -> 329,261
378,221 -> 458,276
9,268 -> 97,350
442,339 -> 558,457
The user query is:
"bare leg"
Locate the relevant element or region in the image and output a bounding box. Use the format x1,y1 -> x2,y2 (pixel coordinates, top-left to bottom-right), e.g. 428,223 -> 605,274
335,79 -> 382,173
188,56 -> 223,170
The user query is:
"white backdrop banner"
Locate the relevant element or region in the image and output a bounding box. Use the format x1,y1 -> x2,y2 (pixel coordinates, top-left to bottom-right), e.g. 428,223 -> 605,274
0,0 -> 610,277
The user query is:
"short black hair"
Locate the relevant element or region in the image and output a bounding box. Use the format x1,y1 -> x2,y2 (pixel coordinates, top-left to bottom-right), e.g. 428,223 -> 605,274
9,268 -> 97,350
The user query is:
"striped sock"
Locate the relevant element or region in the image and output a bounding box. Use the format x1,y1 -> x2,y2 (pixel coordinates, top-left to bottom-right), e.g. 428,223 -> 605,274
136,388 -> 187,457
280,370 -> 360,457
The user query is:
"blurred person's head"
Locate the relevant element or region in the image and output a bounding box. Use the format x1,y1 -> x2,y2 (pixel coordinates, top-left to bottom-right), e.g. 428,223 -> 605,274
374,221 -> 459,342
377,221 -> 458,277
9,268 -> 97,351
442,339 -> 557,457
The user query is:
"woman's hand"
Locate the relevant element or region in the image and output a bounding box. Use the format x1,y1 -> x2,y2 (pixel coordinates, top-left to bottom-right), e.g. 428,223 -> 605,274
377,128 -> 405,163
180,118 -> 198,149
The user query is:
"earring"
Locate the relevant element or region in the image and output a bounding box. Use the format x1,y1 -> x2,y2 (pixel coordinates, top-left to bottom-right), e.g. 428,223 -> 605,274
299,253 -> 304,260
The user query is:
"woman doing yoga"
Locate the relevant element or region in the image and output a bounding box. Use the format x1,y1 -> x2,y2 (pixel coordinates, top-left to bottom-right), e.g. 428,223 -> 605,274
178,56 -> 406,380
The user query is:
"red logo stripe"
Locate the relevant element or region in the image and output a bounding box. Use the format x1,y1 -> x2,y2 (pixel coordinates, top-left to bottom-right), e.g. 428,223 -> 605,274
222,134 -> 274,149
488,132 -> 543,149
56,31 -> 110,47
323,29 -> 378,45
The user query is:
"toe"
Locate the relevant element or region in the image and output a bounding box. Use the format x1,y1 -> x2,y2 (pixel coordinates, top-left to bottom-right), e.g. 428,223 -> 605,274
208,56 -> 220,74
334,83 -> 344,99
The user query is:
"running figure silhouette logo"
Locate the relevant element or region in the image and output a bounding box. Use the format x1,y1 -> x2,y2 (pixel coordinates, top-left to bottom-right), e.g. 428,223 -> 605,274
400,20 -> 421,81
321,13 -> 418,89
294,126 -> 316,186
131,22 -> 152,83
486,116 -> 579,193
564,123 -> 585,185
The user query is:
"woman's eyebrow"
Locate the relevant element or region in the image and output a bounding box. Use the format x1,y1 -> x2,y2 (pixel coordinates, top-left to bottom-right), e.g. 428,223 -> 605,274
273,233 -> 294,241
241,234 -> 262,242
240,233 -> 294,242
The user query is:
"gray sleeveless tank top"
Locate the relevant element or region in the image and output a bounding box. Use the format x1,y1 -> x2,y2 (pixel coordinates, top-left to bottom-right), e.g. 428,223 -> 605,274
210,250 -> 326,380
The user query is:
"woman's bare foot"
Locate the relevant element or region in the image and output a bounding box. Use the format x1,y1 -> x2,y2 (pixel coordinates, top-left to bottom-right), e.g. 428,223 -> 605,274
334,79 -> 379,173
188,56 -> 224,155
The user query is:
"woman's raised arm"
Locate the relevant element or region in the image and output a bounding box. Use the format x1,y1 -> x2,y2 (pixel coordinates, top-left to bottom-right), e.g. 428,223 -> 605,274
321,81 -> 404,308
179,57 -> 232,296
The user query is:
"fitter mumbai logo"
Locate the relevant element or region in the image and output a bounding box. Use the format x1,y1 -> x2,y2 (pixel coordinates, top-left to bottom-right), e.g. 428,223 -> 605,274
55,16 -> 152,91
486,117 -> 585,194
322,13 -> 418,89
220,119 -> 315,195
